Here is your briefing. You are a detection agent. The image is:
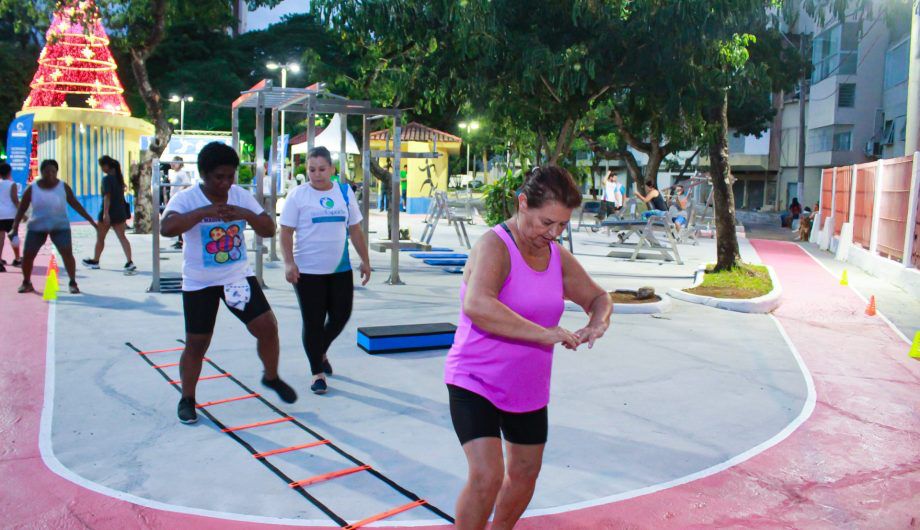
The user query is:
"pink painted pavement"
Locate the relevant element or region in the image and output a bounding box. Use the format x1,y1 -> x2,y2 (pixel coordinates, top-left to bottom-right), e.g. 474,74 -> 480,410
1,240 -> 918,529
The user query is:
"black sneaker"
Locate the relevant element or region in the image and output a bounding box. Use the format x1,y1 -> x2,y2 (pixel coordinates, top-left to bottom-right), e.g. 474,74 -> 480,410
12,258 -> 21,267
262,376 -> 297,403
124,261 -> 137,273
310,377 -> 328,395
322,358 -> 333,376
177,397 -> 198,424
82,258 -> 100,269
0,262 -> 5,272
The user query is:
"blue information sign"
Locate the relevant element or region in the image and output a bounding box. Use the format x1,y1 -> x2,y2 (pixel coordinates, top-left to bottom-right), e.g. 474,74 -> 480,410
6,114 -> 34,188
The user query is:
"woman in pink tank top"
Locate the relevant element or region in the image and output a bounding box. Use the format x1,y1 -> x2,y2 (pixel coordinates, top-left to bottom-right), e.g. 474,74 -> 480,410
445,166 -> 612,530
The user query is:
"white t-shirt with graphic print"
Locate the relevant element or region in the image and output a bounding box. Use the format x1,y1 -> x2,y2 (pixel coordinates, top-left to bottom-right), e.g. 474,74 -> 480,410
280,182 -> 363,275
163,184 -> 263,291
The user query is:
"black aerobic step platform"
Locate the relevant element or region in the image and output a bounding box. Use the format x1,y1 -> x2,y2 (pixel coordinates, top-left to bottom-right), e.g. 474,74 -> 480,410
422,259 -> 467,266
357,323 -> 457,354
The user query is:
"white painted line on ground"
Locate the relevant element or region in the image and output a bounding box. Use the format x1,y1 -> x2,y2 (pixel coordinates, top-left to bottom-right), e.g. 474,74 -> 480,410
519,314 -> 817,518
35,278 -> 818,527
796,244 -> 911,345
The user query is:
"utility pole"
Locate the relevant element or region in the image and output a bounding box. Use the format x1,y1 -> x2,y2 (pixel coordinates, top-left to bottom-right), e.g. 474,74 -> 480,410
797,34 -> 808,203
904,3 -> 920,154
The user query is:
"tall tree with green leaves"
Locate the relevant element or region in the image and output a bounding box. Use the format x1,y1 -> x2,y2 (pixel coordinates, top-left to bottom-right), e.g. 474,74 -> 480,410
0,0 -> 282,232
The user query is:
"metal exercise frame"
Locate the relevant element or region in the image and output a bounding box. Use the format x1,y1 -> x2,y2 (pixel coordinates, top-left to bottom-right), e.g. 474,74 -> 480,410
231,80 -> 438,286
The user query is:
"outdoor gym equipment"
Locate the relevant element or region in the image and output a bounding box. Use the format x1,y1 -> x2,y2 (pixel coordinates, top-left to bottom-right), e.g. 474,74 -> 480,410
356,323 -> 457,354
420,191 -> 472,249
231,79 -> 439,285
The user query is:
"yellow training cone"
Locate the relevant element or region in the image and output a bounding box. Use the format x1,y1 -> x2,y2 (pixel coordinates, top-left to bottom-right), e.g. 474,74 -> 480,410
840,269 -> 849,286
43,269 -> 59,301
910,331 -> 920,360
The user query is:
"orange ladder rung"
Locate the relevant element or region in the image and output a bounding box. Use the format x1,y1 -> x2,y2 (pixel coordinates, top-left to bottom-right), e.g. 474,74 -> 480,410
169,373 -> 231,385
289,465 -> 371,488
153,357 -> 209,369
197,393 -> 260,409
344,500 -> 428,529
222,416 -> 293,433
137,347 -> 184,355
253,440 -> 331,459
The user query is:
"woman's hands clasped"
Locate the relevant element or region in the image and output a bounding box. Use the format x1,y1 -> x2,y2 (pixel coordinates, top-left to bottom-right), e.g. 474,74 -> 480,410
541,322 -> 608,350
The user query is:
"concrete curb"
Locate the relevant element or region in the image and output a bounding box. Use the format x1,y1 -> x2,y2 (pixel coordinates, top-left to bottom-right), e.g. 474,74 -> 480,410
667,264 -> 782,314
565,294 -> 671,315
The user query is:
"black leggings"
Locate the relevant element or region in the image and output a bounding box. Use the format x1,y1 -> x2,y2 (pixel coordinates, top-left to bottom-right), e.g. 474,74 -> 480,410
294,271 -> 354,375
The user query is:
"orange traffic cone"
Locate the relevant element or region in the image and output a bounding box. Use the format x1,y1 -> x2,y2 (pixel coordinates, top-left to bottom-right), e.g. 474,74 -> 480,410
865,295 -> 877,316
49,254 -> 59,274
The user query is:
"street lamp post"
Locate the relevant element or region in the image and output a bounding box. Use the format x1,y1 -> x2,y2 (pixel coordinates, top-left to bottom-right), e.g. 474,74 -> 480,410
266,62 -> 301,142
458,120 -> 480,177
169,95 -> 194,135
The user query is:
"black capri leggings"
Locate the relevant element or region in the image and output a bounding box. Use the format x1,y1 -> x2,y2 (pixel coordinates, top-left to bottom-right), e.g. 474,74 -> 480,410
294,271 -> 354,375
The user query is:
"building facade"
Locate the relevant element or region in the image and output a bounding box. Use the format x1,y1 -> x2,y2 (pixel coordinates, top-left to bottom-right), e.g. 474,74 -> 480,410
776,1 -> 912,212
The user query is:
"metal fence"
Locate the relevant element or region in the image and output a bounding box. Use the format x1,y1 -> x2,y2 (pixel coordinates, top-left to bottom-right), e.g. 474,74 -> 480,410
852,161 -> 876,249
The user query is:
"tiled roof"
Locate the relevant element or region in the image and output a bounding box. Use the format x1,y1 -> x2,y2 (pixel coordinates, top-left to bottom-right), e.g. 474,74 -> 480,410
369,122 -> 462,143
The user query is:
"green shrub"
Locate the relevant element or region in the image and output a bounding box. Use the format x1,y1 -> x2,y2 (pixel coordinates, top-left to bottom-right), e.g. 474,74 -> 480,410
482,169 -> 522,226
238,165 -> 253,185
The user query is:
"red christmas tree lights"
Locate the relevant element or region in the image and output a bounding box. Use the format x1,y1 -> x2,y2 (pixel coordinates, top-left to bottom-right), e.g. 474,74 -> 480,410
23,0 -> 130,116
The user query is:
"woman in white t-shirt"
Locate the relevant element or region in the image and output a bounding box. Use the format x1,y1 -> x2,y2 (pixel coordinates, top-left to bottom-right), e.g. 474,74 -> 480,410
280,146 -> 370,395
160,142 -> 297,424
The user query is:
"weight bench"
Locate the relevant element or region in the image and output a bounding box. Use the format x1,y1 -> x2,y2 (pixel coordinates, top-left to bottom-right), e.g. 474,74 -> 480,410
357,323 -> 457,354
600,214 -> 683,264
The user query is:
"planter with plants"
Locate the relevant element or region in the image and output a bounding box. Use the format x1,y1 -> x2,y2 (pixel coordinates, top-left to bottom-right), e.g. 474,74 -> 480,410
668,263 -> 781,313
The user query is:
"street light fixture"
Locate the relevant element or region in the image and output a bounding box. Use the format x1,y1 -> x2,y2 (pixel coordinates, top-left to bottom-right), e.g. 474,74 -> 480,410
169,94 -> 194,135
458,120 -> 480,176
266,61 -> 302,154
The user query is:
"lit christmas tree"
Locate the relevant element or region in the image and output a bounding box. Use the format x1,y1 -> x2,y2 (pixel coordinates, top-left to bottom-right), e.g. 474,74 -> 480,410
23,0 -> 130,116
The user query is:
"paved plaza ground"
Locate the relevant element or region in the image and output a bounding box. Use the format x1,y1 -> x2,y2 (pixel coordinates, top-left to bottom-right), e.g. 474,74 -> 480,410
1,209 -> 918,528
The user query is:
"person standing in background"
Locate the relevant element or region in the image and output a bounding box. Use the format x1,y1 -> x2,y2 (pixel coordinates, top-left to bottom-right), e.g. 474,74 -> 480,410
168,157 -> 191,249
0,163 -> 23,271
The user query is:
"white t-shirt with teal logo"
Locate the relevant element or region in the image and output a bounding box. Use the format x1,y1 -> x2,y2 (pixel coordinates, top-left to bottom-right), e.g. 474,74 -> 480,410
163,184 -> 263,291
280,182 -> 363,275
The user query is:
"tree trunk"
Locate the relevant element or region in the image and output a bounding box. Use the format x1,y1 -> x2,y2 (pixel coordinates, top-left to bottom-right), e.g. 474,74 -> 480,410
482,149 -> 488,183
707,92 -> 741,272
369,159 -> 394,238
641,146 -> 667,196
129,50 -> 170,234
125,0 -> 169,235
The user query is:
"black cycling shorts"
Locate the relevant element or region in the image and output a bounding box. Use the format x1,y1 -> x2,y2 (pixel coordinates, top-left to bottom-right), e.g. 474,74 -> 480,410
447,384 -> 548,446
182,276 -> 271,335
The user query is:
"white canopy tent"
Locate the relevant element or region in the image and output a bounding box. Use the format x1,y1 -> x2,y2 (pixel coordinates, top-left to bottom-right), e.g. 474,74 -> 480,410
291,113 -> 360,156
